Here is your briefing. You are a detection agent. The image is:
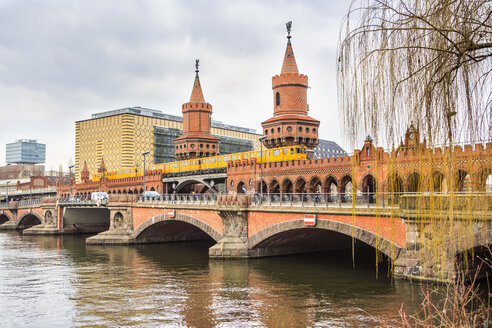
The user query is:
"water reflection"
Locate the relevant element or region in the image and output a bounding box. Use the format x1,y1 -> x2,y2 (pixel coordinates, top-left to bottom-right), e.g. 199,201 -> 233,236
0,232 -> 426,327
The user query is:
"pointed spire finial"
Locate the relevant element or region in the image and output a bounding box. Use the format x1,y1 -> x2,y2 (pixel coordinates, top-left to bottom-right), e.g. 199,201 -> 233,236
286,21 -> 292,40
195,59 -> 199,77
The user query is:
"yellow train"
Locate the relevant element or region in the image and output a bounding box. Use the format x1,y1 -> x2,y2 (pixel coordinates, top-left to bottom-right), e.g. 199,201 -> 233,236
92,145 -> 307,181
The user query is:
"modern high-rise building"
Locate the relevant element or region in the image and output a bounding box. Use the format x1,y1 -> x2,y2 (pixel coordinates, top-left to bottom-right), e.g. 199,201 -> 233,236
6,139 -> 46,164
75,106 -> 261,182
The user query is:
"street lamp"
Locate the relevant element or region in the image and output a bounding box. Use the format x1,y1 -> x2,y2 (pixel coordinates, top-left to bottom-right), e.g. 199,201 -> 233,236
5,181 -> 10,205
258,136 -> 267,196
142,151 -> 150,192
29,174 -> 34,204
68,165 -> 74,200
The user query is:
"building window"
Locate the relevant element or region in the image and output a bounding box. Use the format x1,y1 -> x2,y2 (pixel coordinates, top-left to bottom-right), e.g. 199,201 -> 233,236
306,127 -> 310,133
312,128 -> 316,134
366,147 -> 369,157
287,126 -> 292,132
200,144 -> 203,148
271,128 -> 274,134
265,129 -> 268,135
299,126 -> 303,132
276,92 -> 280,106
277,127 -> 281,133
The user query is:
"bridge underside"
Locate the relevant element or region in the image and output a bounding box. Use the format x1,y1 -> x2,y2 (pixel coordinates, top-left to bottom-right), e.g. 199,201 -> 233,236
18,213 -> 42,230
247,228 -> 372,258
135,220 -> 216,244
63,208 -> 110,233
0,214 -> 9,225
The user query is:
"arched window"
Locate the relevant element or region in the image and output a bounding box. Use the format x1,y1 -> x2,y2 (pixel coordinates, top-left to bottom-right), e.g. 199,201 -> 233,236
275,92 -> 280,106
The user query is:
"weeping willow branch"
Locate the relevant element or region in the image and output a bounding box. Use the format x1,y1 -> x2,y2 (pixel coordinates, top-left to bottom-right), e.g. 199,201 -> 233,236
337,0 -> 492,148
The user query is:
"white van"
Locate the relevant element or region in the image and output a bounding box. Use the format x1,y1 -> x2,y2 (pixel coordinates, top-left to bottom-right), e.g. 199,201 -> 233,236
142,191 -> 161,200
91,192 -> 108,204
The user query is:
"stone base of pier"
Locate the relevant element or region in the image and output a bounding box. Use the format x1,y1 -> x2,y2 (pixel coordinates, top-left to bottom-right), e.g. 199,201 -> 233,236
86,230 -> 135,245
209,236 -> 249,258
23,224 -> 63,235
0,222 -> 19,231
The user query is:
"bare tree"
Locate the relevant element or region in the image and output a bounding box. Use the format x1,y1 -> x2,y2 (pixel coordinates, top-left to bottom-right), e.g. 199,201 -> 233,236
337,0 -> 492,147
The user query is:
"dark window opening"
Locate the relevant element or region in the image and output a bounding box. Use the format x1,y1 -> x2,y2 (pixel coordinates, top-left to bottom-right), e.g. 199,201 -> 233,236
276,92 -> 280,106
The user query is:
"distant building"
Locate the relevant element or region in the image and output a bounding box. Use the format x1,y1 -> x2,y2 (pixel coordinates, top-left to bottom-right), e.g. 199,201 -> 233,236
6,139 -> 46,164
0,164 -> 44,180
313,140 -> 347,159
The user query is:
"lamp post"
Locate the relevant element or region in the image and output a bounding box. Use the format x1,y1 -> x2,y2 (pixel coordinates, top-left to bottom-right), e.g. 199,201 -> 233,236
258,136 -> 267,197
68,165 -> 74,200
29,174 -> 34,205
5,181 -> 10,205
142,151 -> 150,192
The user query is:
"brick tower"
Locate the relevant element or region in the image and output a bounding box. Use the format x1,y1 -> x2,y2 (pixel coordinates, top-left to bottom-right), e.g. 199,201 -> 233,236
261,22 -> 320,149
174,60 -> 219,160
80,161 -> 90,182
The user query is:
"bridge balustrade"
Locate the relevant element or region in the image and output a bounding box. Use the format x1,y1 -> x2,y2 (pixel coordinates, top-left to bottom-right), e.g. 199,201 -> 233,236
249,192 -> 410,208
138,193 -> 218,205
17,199 -> 42,207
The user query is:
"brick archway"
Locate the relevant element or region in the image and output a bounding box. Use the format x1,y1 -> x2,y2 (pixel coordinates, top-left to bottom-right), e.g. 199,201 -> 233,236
17,212 -> 43,229
0,212 -> 11,224
132,213 -> 222,242
308,176 -> 322,193
247,219 -> 403,261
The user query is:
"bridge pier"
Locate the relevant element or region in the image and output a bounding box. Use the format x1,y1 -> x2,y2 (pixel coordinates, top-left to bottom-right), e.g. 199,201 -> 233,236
209,210 -> 249,258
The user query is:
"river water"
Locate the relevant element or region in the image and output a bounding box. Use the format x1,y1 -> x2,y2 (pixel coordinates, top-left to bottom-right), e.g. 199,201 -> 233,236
0,232 -> 428,328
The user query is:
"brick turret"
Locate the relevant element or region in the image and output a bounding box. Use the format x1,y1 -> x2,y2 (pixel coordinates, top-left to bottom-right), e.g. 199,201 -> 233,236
261,22 -> 320,149
97,157 -> 107,174
174,60 -> 219,160
81,161 -> 90,182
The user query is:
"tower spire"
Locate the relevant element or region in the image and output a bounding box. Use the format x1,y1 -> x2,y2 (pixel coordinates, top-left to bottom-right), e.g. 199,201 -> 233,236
281,21 -> 299,74
190,59 -> 205,102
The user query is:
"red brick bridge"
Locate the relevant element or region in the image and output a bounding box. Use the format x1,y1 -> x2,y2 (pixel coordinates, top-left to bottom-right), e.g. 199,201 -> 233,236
1,192 -> 490,282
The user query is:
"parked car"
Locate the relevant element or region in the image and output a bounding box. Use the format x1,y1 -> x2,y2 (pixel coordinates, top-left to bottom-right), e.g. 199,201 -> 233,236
142,191 -> 161,200
91,192 -> 108,204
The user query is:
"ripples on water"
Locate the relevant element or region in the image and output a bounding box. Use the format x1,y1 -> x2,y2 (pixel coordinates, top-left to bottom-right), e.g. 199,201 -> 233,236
0,232 -> 426,328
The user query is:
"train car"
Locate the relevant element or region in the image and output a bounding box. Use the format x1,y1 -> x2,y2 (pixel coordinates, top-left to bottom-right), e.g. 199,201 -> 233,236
91,145 -> 307,181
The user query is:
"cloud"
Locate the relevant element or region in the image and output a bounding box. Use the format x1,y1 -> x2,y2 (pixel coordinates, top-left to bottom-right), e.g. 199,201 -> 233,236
0,0 -> 350,169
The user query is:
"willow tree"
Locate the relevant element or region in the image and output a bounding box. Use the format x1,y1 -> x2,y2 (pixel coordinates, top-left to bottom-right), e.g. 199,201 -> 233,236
337,0 -> 492,147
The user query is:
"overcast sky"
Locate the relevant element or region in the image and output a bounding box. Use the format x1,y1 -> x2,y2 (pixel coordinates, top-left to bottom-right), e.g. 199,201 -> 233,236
0,0 -> 351,170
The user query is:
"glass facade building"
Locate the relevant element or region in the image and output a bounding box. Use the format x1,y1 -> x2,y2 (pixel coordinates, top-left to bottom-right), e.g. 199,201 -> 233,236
6,139 -> 46,164
313,139 -> 347,158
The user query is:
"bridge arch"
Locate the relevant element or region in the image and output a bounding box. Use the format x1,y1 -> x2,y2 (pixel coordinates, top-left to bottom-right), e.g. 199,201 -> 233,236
431,169 -> 446,192
293,177 -> 307,193
475,167 -> 492,192
236,181 -> 246,193
248,219 -> 402,261
454,169 -> 469,191
281,178 -> 293,194
308,176 -> 322,193
132,213 -> 222,243
268,179 -> 280,194
174,179 -> 216,194
17,211 -> 43,229
406,171 -> 423,192
0,212 -> 12,224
